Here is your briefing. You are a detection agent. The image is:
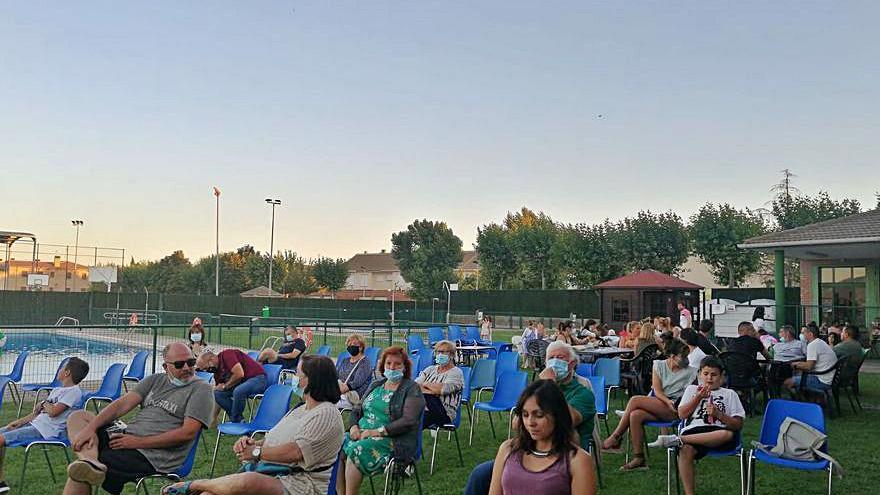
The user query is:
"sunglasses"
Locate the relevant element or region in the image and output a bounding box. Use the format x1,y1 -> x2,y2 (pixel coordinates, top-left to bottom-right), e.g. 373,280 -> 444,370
165,358 -> 197,369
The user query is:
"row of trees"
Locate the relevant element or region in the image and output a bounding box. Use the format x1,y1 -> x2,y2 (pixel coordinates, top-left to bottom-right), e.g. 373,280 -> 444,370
118,246 -> 348,296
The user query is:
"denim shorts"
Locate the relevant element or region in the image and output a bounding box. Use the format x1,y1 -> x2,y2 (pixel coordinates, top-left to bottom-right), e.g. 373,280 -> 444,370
792,374 -> 831,392
0,424 -> 45,444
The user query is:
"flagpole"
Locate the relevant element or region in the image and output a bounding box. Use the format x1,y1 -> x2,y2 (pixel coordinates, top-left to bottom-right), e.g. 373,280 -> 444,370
214,187 -> 220,296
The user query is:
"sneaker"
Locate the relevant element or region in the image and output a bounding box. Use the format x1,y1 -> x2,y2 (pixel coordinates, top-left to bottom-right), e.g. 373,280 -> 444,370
614,409 -> 626,418
0,481 -> 9,493
647,434 -> 682,449
67,460 -> 106,486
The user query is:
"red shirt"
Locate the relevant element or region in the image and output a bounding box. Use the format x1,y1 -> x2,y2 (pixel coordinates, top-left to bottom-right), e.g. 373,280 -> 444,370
216,349 -> 265,384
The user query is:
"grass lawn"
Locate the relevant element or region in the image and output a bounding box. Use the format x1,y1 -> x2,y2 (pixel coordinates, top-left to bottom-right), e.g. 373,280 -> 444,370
4,366 -> 879,494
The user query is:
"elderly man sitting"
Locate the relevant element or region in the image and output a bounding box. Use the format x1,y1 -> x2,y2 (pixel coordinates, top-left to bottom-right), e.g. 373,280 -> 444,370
62,343 -> 214,495
462,341 -> 596,495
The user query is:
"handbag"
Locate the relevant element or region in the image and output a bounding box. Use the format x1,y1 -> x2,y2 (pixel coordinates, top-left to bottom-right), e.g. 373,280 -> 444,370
752,416 -> 844,477
241,460 -> 334,476
341,357 -> 365,407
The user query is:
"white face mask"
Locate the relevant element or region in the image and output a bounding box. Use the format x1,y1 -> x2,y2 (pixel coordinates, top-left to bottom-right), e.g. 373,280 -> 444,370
191,333 -> 202,343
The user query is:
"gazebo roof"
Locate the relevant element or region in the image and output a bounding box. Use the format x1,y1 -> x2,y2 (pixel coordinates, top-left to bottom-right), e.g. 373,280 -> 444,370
0,231 -> 36,246
594,270 -> 703,290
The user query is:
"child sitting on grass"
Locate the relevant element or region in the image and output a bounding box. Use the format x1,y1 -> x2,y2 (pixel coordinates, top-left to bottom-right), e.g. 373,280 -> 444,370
649,356 -> 745,495
0,357 -> 89,493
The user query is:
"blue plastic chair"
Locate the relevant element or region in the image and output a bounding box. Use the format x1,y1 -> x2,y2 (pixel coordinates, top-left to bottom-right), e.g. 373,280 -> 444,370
210,384 -> 294,476
459,366 -> 473,424
195,371 -> 214,383
1,351 -> 29,412
20,357 -> 71,415
134,429 -> 202,494
81,363 -> 127,413
465,326 -> 486,345
327,450 -> 343,495
315,345 -> 331,357
469,371 -> 528,445
247,364 -> 281,419
495,352 -> 519,380
448,325 -> 465,344
427,327 -> 445,345
489,342 -> 514,358
246,351 -> 260,361
593,358 -> 622,407
408,335 -> 426,356
747,399 -> 832,495
410,354 -> 421,379
428,389 -> 464,475
587,375 -> 610,435
577,363 -> 594,378
336,351 -> 352,368
469,359 -> 496,403
364,347 -> 381,370
667,427 -> 743,495
417,351 -> 434,376
630,390 -> 681,462
122,351 -> 150,390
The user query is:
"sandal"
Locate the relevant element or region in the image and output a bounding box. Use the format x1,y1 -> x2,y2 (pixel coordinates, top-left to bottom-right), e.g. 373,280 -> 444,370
619,455 -> 649,472
601,434 -> 623,453
162,481 -> 194,495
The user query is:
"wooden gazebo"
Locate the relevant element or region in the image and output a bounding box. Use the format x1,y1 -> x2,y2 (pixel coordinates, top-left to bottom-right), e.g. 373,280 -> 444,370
594,270 -> 703,329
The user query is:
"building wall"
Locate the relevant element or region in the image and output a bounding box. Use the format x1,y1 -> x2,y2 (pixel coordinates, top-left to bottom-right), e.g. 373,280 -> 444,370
0,260 -> 91,292
345,271 -> 410,291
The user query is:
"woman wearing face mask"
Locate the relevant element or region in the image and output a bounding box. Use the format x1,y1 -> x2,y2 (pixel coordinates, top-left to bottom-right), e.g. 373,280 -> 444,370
162,355 -> 344,495
415,340 -> 464,429
335,335 -> 374,410
258,326 -> 307,372
187,318 -> 208,355
601,338 -> 696,470
337,346 -> 425,495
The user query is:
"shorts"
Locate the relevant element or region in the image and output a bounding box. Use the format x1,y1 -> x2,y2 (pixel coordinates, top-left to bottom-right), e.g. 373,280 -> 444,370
96,427 -> 158,495
791,374 -> 831,392
0,424 -> 45,445
680,425 -> 737,459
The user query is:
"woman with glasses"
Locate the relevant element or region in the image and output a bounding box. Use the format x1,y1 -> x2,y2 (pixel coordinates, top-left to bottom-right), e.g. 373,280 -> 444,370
415,339 -> 464,428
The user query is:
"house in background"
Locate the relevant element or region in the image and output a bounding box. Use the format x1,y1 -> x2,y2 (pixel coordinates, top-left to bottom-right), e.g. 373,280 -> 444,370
0,257 -> 91,292
343,250 -> 479,295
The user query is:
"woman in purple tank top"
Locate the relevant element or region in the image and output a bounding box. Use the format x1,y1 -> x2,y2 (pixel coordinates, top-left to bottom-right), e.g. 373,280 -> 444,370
488,380 -> 596,495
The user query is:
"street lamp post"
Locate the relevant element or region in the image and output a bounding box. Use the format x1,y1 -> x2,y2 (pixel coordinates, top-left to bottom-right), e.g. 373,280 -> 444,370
71,220 -> 83,288
265,198 -> 282,292
442,281 -> 452,324
431,297 -> 440,324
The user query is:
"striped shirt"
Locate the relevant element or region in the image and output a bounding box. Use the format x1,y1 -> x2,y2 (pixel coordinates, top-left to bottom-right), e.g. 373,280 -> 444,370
415,365 -> 464,420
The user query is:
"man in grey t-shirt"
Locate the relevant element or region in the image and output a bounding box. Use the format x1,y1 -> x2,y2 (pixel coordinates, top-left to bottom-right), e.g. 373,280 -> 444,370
62,343 -> 214,495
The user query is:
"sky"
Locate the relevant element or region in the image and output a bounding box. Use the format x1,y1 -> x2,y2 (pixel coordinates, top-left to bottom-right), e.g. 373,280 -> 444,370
2,1 -> 879,265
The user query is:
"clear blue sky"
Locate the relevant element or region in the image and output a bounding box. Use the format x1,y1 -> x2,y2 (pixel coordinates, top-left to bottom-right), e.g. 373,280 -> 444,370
2,1 -> 878,264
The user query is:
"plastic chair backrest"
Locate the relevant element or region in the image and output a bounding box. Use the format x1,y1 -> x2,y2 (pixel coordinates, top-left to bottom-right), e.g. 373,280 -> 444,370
195,371 -> 214,383
48,358 -> 72,387
95,363 -> 127,398
576,363 -> 594,378
173,429 -> 202,477
364,347 -> 380,369
428,327 -> 445,344
459,366 -> 472,403
448,325 -> 464,342
124,351 -> 150,380
587,376 -> 607,414
316,345 -> 331,357
336,351 -> 352,368
246,351 -> 260,361
410,354 -> 421,377
8,352 -> 29,381
417,351 -> 434,375
719,351 -> 762,388
496,352 -> 519,378
759,399 -> 826,447
470,359 -> 496,390
466,326 -> 481,342
252,384 -> 294,429
593,358 -> 621,387
491,371 -> 528,408
407,335 -> 426,354
262,364 -> 283,385
327,450 -> 343,495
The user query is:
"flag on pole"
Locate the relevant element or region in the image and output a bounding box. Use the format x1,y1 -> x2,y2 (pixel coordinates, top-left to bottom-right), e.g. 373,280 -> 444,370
213,186 -> 221,197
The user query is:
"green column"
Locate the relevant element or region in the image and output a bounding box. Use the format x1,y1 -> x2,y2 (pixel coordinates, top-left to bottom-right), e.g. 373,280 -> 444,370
775,250 -> 786,327
866,263 -> 880,328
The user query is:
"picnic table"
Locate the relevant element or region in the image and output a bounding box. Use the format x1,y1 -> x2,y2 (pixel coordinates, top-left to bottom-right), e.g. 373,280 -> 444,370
456,345 -> 496,365
573,345 -> 634,362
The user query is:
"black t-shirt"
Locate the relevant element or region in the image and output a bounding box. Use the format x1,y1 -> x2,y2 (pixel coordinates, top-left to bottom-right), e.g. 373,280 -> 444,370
727,335 -> 764,357
696,334 -> 717,355
276,338 -> 307,370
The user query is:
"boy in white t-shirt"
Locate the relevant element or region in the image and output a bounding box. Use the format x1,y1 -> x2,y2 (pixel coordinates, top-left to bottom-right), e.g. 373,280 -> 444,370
648,356 -> 745,495
0,357 -> 89,493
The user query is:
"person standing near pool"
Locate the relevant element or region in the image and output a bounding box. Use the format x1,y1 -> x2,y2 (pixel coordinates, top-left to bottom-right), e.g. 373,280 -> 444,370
187,318 -> 208,355
197,349 -> 267,423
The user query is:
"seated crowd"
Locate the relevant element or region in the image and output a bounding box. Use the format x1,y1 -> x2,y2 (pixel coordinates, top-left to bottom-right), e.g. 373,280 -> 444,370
16,314 -> 857,495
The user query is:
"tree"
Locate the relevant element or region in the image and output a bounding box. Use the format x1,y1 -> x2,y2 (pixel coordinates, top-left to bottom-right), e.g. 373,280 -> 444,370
554,221 -> 628,288
504,207 -> 561,289
689,204 -> 768,287
475,223 -> 517,289
771,191 -> 861,230
617,211 -> 689,274
311,257 -> 349,295
276,250 -> 317,295
391,220 -> 463,300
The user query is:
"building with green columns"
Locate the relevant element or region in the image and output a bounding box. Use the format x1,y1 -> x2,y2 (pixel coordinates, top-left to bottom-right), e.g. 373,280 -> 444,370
740,209 -> 880,330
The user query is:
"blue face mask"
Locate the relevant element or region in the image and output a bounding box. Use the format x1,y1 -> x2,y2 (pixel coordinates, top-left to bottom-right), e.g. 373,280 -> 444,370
435,354 -> 451,366
799,333 -> 807,342
285,334 -> 295,342
546,358 -> 570,380
168,375 -> 191,387
190,333 -> 202,343
384,369 -> 404,383
288,375 -> 304,397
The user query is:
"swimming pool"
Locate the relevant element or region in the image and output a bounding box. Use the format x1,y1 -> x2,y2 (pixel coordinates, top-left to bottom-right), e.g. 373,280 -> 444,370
4,332 -> 132,355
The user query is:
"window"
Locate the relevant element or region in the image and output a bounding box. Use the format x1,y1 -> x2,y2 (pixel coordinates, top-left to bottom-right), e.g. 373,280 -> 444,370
66,272 -> 72,279
81,273 -> 87,280
21,271 -> 28,278
612,298 -> 630,322
819,265 -> 866,326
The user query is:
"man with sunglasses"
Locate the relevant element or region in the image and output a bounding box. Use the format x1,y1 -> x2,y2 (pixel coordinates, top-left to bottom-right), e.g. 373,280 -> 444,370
61,343 -> 214,495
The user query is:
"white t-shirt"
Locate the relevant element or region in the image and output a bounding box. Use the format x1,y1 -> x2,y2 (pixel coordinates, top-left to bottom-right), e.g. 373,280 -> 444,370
753,318 -> 766,331
806,338 -> 838,385
679,309 -> 692,329
679,384 -> 745,433
687,346 -> 708,370
30,385 -> 83,439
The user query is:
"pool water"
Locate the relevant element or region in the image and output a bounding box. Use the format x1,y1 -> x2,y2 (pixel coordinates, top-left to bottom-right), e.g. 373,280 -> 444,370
4,332 -> 131,355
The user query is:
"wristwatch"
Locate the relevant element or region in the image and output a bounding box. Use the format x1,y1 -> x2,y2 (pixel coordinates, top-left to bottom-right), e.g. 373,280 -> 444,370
377,426 -> 387,437
252,446 -> 262,461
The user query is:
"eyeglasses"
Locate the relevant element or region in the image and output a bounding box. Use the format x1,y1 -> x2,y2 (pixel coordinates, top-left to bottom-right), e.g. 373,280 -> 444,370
165,359 -> 197,369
